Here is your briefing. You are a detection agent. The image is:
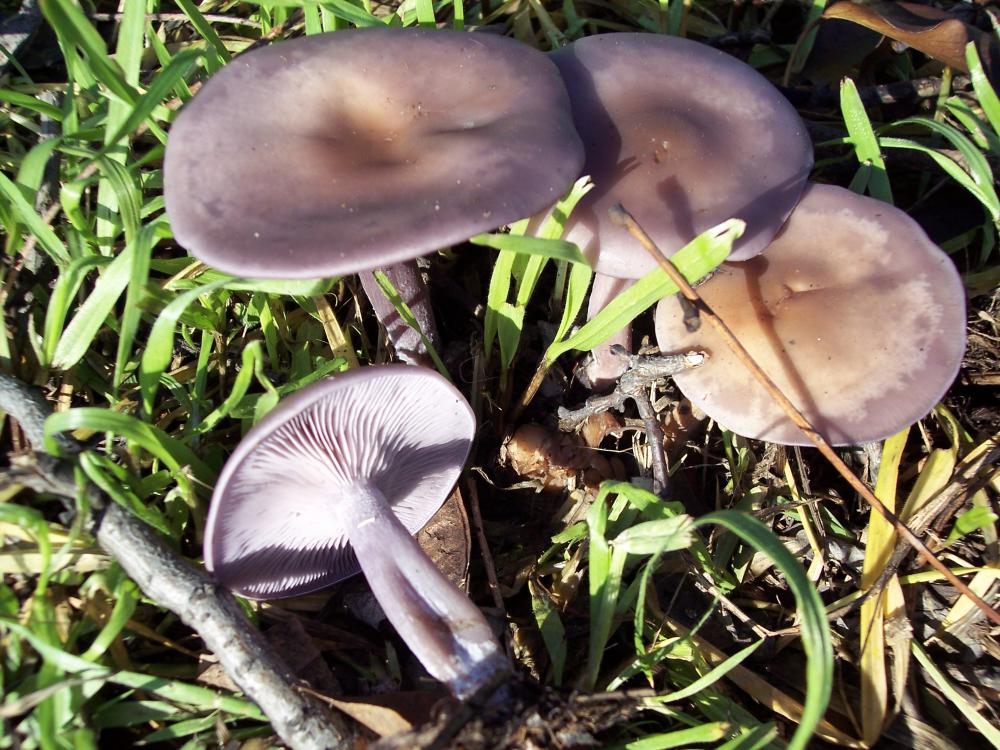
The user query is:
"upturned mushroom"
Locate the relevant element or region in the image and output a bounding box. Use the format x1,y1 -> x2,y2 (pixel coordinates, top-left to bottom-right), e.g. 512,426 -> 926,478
204,365 -> 507,699
164,28 -> 584,364
535,33 -> 813,387
654,184 -> 967,445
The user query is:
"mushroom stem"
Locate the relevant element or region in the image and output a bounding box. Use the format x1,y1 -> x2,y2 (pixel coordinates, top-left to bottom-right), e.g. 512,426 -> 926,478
340,481 -> 509,699
359,261 -> 440,367
581,274 -> 634,390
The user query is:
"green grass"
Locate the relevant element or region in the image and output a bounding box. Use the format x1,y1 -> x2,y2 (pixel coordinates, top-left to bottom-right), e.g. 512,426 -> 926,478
2,1 -> 999,748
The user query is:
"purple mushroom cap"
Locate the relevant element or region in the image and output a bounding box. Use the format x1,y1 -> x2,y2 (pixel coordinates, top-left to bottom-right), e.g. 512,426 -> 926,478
164,28 -> 584,279
205,365 -> 474,598
654,184 -> 967,446
549,32 -> 813,278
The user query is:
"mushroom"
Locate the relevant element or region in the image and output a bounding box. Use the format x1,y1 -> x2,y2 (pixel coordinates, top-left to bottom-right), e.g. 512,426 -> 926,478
164,28 -> 584,364
204,365 -> 507,699
654,183 -> 967,445
536,33 -> 813,388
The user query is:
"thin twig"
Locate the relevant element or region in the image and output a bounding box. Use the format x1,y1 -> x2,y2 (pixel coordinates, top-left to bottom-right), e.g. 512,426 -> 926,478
629,382 -> 669,494
780,75 -> 972,109
557,350 -> 703,431
558,349 -> 703,493
89,12 -> 263,27
608,203 -> 1000,628
0,373 -> 348,750
464,477 -> 511,655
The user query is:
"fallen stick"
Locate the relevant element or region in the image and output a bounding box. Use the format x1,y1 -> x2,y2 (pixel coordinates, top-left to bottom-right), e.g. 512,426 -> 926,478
0,372 -> 348,750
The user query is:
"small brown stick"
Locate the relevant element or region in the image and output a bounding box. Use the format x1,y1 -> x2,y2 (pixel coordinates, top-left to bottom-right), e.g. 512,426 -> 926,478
90,12 -> 263,27
608,203 -> 1000,628
464,478 -> 511,654
558,349 -> 703,493
629,382 -> 669,494
557,350 -> 703,431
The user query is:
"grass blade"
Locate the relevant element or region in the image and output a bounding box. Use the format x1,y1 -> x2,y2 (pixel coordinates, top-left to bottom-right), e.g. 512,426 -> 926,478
693,511 -> 832,750
546,219 -> 742,361
841,77 -> 893,203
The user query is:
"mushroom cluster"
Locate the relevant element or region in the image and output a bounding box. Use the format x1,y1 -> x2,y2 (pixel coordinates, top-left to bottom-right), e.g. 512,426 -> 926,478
163,26 -> 968,700
166,28 -> 588,699
538,33 -> 965,446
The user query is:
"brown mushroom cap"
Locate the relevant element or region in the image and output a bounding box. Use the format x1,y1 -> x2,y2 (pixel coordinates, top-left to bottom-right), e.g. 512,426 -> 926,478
164,29 -> 584,279
654,184 -> 967,446
550,32 -> 813,277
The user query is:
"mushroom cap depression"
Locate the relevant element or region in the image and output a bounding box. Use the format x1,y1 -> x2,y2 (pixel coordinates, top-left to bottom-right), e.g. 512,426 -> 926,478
654,184 -> 967,446
164,28 -> 584,279
204,365 -> 475,598
550,33 -> 813,277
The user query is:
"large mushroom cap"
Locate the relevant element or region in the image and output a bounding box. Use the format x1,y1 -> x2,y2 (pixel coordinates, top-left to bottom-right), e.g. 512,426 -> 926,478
654,184 -> 967,446
165,28 -> 584,279
550,32 -> 813,277
204,365 -> 475,598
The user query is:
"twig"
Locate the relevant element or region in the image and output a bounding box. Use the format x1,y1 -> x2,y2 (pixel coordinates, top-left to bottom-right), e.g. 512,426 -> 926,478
630,383 -> 669,494
708,28 -> 771,47
0,373 -> 348,750
89,12 -> 263,28
780,75 -> 972,109
557,350 -> 703,431
0,0 -> 41,76
464,477 -> 511,655
608,203 -> 1000,628
558,349 -> 703,493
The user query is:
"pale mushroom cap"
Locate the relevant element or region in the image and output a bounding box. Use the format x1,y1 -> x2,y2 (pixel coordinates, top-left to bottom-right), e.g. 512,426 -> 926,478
551,33 -> 813,277
164,28 -> 584,279
204,365 -> 475,598
654,184 -> 967,446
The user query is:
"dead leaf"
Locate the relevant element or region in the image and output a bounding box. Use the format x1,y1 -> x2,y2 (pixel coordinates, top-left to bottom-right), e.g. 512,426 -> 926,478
320,690 -> 447,737
502,424 -> 626,493
823,1 -> 999,81
580,411 -> 624,449
197,661 -> 240,692
416,486 -> 471,589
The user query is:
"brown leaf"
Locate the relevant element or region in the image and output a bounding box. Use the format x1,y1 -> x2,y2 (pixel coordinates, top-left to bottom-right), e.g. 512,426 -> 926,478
580,411 -> 624,449
502,424 -> 626,493
823,1 -> 999,78
416,486 -> 471,589
322,690 -> 447,737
